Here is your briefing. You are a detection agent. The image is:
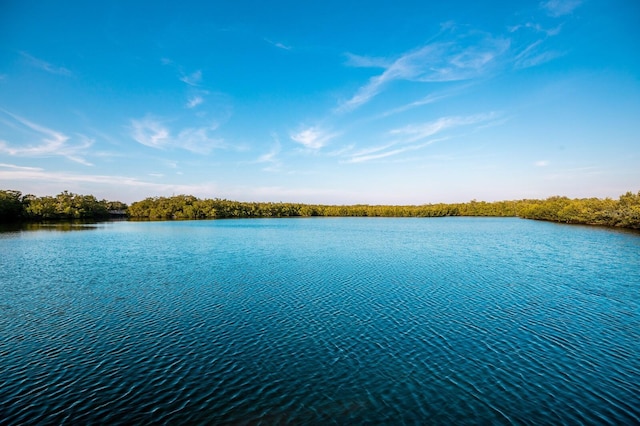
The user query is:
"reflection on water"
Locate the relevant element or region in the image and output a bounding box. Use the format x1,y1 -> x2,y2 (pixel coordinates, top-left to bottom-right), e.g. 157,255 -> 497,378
0,220 -> 122,233
0,218 -> 638,424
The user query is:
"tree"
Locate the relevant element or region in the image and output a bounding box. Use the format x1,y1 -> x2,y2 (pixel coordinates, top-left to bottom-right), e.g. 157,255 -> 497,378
0,190 -> 24,221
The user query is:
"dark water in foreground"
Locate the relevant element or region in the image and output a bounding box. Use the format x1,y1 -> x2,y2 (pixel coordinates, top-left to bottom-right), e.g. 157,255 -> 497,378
1,218 -> 639,425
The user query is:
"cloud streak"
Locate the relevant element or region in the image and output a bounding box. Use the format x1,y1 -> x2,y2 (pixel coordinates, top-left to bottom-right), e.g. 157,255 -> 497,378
344,53 -> 391,68
253,134 -> 284,172
0,110 -> 92,165
0,163 -> 44,171
340,34 -> 510,111
20,52 -> 73,76
346,113 -> 497,163
186,95 -> 204,108
390,113 -> 497,142
265,38 -> 292,50
540,0 -> 582,17
130,117 -> 170,149
0,168 -> 219,197
175,127 -> 224,154
130,116 -> 224,154
290,127 -> 339,149
180,70 -> 202,86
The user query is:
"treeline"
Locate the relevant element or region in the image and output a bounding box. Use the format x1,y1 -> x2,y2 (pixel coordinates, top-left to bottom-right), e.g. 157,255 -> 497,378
0,190 -> 127,221
126,195 -> 514,219
2,189 -> 640,229
126,191 -> 640,229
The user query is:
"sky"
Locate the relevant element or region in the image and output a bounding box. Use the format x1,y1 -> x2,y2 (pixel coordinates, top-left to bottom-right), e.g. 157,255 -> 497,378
1,0 -> 639,204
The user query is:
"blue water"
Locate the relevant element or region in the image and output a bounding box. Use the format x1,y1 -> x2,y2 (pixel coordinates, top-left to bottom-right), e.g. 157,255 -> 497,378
1,217 -> 639,424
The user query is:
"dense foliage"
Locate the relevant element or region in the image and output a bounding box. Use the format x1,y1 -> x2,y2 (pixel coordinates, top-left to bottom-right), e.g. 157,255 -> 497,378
0,190 -> 127,221
127,191 -> 640,229
2,189 -> 639,229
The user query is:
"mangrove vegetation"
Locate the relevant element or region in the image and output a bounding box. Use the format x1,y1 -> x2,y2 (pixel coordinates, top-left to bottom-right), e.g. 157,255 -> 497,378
0,190 -> 126,222
2,189 -> 639,229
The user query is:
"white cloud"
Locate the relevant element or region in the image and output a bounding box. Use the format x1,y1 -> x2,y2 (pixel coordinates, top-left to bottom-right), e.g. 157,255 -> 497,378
0,168 -> 219,199
130,116 -> 224,154
257,138 -> 281,163
265,38 -> 292,50
514,40 -> 564,69
339,35 -> 509,112
290,127 -> 339,149
130,117 -> 170,149
344,53 -> 391,68
348,141 -> 438,163
0,163 -> 43,171
254,134 -> 284,172
389,113 -> 496,144
186,95 -> 204,108
541,0 -> 582,17
0,110 -> 92,165
345,113 -> 496,163
378,91 -> 453,118
535,160 -> 550,167
257,148 -> 279,164
20,52 -> 73,76
180,70 -> 202,86
175,127 -> 224,154
517,50 -> 563,69
509,22 -> 563,36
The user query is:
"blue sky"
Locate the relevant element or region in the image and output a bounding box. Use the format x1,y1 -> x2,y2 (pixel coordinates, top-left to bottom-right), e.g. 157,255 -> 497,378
1,0 -> 639,204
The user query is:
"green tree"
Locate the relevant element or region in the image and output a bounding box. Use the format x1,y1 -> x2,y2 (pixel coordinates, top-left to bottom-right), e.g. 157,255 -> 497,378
0,190 -> 24,221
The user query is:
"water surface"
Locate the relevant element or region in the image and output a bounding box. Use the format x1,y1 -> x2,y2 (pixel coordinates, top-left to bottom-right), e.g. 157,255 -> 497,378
1,218 -> 638,424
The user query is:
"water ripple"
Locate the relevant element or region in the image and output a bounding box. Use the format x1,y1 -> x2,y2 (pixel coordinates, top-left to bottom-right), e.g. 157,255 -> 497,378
1,218 -> 638,424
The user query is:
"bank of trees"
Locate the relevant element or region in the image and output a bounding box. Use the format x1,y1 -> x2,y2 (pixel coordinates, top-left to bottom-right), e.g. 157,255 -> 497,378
0,190 -> 126,221
516,193 -> 640,228
2,189 -> 639,229
126,191 -> 640,229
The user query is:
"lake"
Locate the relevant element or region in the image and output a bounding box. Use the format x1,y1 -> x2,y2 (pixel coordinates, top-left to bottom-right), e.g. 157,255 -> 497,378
1,217 -> 639,424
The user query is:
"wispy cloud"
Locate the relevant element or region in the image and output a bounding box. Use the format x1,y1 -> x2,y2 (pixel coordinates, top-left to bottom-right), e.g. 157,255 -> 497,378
290,126 -> 339,149
0,110 -> 92,165
162,59 -> 205,87
339,34 -> 510,112
180,70 -> 202,86
509,22 -> 563,36
186,95 -> 204,108
535,160 -> 550,167
0,163 -> 43,171
20,52 -> 73,76
254,134 -> 284,172
265,38 -> 292,50
377,89 -> 461,118
0,168 -> 219,196
512,35 -> 565,69
540,0 -> 582,17
348,140 -> 445,164
345,113 -> 496,163
257,134 -> 281,162
344,53 -> 391,68
130,117 -> 170,149
389,113 -> 496,144
130,116 -> 224,154
175,127 -> 224,154
516,49 -> 563,69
